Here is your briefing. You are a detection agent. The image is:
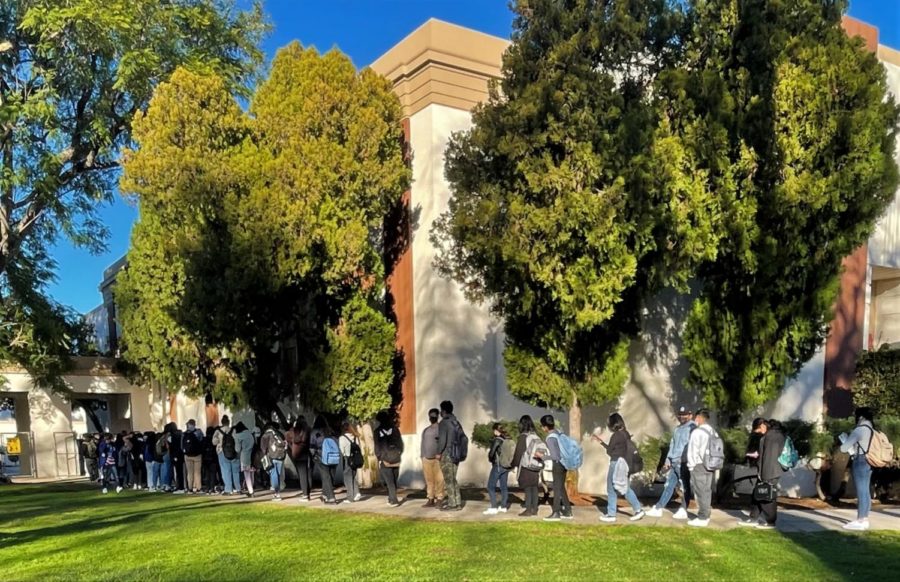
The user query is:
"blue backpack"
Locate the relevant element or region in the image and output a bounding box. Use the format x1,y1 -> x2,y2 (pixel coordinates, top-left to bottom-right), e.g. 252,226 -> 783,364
321,437 -> 341,466
550,432 -> 583,470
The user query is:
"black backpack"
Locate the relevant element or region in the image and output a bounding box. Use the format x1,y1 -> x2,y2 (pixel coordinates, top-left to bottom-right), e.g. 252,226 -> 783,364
344,435 -> 364,470
220,429 -> 237,461
625,433 -> 644,475
379,430 -> 403,465
450,419 -> 468,464
183,430 -> 204,456
268,431 -> 287,461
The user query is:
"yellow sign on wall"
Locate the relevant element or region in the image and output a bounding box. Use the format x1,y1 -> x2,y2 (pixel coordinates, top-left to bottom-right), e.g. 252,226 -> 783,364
6,436 -> 21,455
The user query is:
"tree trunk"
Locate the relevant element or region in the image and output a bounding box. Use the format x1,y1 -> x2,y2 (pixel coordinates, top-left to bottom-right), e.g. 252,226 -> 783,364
357,422 -> 377,489
566,389 -> 583,500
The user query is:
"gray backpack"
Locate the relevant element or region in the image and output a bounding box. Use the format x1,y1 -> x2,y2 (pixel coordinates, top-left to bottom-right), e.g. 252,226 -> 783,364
703,426 -> 725,471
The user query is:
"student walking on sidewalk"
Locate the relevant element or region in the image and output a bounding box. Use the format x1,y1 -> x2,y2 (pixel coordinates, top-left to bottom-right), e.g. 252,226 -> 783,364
483,423 -> 512,515
594,413 -> 644,523
840,407 -> 876,531
647,406 -> 694,520
542,415 -> 573,522
738,418 -> 785,530
686,409 -> 719,528
512,415 -> 542,517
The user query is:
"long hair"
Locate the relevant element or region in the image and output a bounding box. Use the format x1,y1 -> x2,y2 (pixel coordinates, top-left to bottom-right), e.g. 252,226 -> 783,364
518,415 -> 536,434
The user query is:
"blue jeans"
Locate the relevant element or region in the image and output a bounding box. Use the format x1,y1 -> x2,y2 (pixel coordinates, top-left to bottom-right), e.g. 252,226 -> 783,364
269,459 -> 284,493
487,465 -> 509,509
851,455 -> 872,519
162,454 -> 172,488
147,461 -> 161,489
218,452 -> 241,494
607,463 -> 640,516
656,462 -> 691,509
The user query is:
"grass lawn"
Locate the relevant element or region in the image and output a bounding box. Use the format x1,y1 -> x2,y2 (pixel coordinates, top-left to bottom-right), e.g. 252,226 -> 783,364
1,483 -> 898,581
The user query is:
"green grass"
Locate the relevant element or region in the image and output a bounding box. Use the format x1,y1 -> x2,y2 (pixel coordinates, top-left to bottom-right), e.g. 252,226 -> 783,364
1,484 -> 898,581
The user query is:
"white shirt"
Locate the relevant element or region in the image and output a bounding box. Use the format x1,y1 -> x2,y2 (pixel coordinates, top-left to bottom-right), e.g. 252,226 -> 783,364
339,432 -> 356,457
687,424 -> 713,470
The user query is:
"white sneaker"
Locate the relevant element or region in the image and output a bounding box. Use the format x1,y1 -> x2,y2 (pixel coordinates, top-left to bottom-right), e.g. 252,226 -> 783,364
298,497 -> 310,502
599,515 -> 616,523
687,518 -> 709,527
354,494 -> 362,502
498,507 -> 508,513
102,488 -> 108,494
673,508 -> 689,520
133,484 -> 138,490
843,520 -> 870,531
173,489 -> 185,495
646,507 -> 663,518
273,494 -> 282,501
630,510 -> 645,521
483,507 -> 499,516
116,486 -> 123,493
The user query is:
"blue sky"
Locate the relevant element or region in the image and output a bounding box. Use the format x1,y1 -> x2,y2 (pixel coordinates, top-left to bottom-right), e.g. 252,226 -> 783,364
49,0 -> 900,314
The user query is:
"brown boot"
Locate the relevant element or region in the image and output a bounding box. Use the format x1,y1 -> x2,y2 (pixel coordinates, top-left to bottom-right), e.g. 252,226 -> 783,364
422,498 -> 435,508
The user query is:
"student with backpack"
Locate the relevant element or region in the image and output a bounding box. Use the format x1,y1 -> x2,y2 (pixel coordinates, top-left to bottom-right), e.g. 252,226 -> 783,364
594,413 -> 645,523
541,415 -> 574,521
512,415 -> 544,517
165,422 -> 185,494
213,415 -> 242,495
738,418 -> 786,529
182,419 -> 205,494
839,407 -> 891,531
233,421 -> 256,497
82,433 -> 100,482
375,410 -> 404,507
646,406 -> 695,520
285,417 -> 312,502
437,400 -> 466,511
144,431 -> 162,492
117,435 -> 134,490
483,423 -> 514,515
260,422 -> 287,500
420,408 -> 445,508
311,417 -> 340,504
339,421 -> 364,503
202,426 -> 220,494
686,409 -> 722,527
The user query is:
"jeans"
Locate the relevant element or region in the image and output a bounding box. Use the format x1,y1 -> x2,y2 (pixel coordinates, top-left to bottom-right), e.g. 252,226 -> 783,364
218,453 -> 241,494
162,454 -> 172,488
487,465 -> 509,509
269,459 -> 284,493
851,454 -> 872,519
656,462 -> 691,509
440,456 -> 461,507
147,461 -> 161,489
342,458 -> 359,501
380,463 -> 399,504
606,463 -> 640,516
551,463 -> 571,515
691,467 -> 714,520
101,465 -> 119,488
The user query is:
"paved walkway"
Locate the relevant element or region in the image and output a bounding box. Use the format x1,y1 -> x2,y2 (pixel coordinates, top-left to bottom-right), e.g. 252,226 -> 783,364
241,488 -> 900,533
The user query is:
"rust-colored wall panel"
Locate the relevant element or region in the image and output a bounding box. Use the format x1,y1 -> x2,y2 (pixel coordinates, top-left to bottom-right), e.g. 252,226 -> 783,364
841,16 -> 879,53
824,245 -> 868,418
385,117 -> 417,435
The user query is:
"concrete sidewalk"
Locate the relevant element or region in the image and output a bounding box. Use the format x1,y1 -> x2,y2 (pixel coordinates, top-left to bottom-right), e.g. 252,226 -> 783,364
244,488 -> 900,533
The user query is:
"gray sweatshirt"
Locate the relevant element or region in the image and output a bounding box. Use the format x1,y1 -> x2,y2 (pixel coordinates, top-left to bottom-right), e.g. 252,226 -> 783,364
421,423 -> 440,458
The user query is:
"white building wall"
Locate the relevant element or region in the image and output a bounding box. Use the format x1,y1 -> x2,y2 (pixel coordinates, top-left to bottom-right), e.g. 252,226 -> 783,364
868,60 -> 900,269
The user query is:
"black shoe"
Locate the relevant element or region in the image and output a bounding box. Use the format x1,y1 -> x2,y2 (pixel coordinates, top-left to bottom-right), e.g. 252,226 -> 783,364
423,499 -> 435,508
441,505 -> 462,512
561,512 -> 574,520
544,513 -> 562,522
518,509 -> 534,517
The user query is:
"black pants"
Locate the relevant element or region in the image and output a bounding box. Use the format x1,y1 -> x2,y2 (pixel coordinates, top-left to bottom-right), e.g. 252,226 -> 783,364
524,485 -> 539,513
751,478 -> 779,524
318,461 -> 336,501
203,459 -> 219,491
172,458 -> 185,490
380,464 -> 399,504
294,456 -> 311,498
87,458 -> 99,481
551,463 -> 571,515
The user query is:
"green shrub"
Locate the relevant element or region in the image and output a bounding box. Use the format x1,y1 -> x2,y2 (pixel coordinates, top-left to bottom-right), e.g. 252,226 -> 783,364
719,428 -> 749,464
852,348 -> 900,417
638,433 -> 669,476
471,420 -> 521,450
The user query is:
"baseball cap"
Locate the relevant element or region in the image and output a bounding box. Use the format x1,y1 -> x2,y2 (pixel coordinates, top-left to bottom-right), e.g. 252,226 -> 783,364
676,405 -> 693,416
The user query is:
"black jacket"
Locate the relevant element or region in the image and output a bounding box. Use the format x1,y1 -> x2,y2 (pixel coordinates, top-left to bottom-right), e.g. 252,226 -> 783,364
758,428 -> 786,482
488,436 -> 503,465
605,430 -> 629,461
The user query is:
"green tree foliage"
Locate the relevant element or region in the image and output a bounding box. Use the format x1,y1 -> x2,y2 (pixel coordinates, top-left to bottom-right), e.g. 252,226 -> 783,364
117,45 -> 409,420
0,0 -> 266,387
852,348 -> 900,418
432,0 -> 717,436
679,0 -> 900,419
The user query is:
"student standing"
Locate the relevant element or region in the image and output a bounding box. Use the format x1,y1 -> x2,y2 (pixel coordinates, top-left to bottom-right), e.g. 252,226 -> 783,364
181,419 -> 205,494
420,408 -> 445,508
260,423 -> 287,500
594,413 -> 644,522
144,431 -> 161,492
339,421 -> 362,503
647,406 -> 695,519
437,400 -> 463,511
840,407 -> 876,531
483,423 -> 512,515
686,409 -> 717,527
311,417 -> 339,504
99,434 -> 122,494
512,415 -> 541,517
542,415 -> 573,521
285,417 -> 312,502
213,416 -> 242,495
375,410 -> 404,507
738,418 -> 785,529
233,422 -> 256,497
